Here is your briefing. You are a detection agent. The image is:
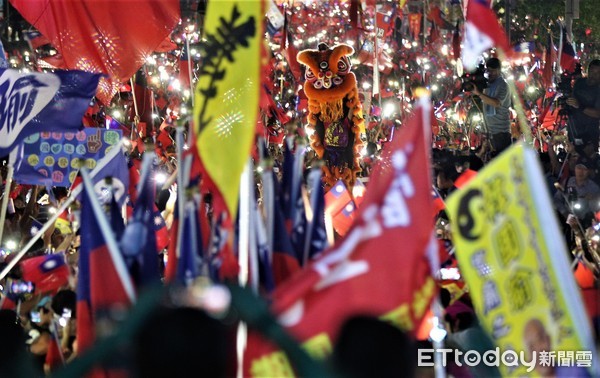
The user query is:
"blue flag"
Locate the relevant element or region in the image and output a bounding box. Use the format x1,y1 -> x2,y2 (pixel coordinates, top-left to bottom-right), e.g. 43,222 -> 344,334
177,200 -> 202,287
119,155 -> 160,288
0,69 -> 101,156
0,40 -> 7,69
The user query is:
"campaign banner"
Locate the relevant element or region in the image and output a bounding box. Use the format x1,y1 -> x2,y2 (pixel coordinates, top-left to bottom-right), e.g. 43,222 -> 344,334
13,128 -> 122,187
446,144 -> 597,377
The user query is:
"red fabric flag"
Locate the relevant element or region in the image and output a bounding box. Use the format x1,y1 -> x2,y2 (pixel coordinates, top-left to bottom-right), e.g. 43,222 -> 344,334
542,33 -> 556,88
20,253 -> 69,295
560,25 -> 577,73
244,97 -> 438,375
11,0 -> 179,105
462,0 -> 512,71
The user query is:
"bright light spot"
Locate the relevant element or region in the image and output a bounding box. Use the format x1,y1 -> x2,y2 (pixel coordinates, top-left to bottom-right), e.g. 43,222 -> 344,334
155,172 -> 167,184
171,79 -> 181,91
518,74 -> 527,82
362,82 -> 371,90
6,240 -> 17,250
146,56 -> 157,65
383,102 -> 396,118
48,207 -> 57,215
593,235 -> 600,242
473,114 -> 481,122
123,138 -> 131,147
112,110 -> 121,119
574,203 -> 582,210
431,84 -> 439,91
527,86 -> 536,94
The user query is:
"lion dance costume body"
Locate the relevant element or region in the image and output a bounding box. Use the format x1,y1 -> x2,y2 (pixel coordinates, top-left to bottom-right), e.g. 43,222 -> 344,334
298,43 -> 364,191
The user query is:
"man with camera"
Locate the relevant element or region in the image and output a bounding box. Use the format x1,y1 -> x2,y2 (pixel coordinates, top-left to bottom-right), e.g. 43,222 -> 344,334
566,59 -> 600,153
471,58 -> 512,156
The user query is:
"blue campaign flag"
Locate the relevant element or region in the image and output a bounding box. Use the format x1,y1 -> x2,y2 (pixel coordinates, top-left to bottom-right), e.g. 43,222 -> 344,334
12,128 -> 123,190
0,39 -> 7,69
0,69 -> 101,156
119,155 -> 160,288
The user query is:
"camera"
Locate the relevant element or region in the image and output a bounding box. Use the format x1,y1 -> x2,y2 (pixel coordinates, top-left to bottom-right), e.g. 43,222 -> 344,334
461,64 -> 488,92
557,64 -> 582,115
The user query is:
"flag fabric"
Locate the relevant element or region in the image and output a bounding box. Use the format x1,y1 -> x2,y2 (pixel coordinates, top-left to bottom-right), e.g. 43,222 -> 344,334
77,185 -> 134,356
542,33 -> 556,89
560,24 -> 577,73
176,200 -> 201,286
432,187 -> 446,216
325,180 -> 357,236
29,217 -> 44,237
23,30 -> 51,50
302,169 -> 328,264
153,204 -> 170,252
109,195 -> 125,241
0,69 -> 101,157
14,129 -> 124,190
193,0 -> 264,221
67,140 -> 128,210
119,156 -> 161,288
244,96 -> 438,375
462,0 -> 512,71
164,202 -> 180,283
0,39 -> 7,68
272,190 -> 301,285
513,41 -> 535,54
20,253 -> 69,295
11,0 -> 179,105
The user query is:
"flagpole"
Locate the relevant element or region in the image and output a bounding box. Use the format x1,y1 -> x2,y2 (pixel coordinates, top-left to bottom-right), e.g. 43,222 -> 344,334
175,126 -> 186,263
0,159 -> 14,247
80,168 -> 136,303
236,159 -> 253,378
0,142 -> 124,282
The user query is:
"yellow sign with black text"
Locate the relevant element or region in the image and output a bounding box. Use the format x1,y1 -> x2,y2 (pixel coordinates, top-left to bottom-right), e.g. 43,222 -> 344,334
446,144 -> 597,377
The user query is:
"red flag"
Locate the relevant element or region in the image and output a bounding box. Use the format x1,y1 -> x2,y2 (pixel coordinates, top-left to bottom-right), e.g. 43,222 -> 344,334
244,96 -> 438,375
462,0 -> 512,71
20,253 -> 69,295
77,185 -> 135,356
560,25 -> 577,73
542,33 -> 556,88
12,0 -> 179,105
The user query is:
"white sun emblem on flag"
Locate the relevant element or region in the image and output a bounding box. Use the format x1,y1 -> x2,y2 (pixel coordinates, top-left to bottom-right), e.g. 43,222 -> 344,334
30,226 -> 39,236
154,215 -> 163,227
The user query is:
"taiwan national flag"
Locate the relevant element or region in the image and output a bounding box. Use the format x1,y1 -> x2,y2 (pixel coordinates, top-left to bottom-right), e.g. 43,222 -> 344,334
0,69 -> 101,156
77,185 -> 135,355
20,253 -> 69,295
462,0 -> 511,71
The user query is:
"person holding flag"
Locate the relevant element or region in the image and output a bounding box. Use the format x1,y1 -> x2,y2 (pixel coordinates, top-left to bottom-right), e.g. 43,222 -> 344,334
471,58 -> 512,156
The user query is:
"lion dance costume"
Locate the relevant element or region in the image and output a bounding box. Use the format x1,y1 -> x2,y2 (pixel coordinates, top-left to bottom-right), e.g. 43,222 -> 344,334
297,43 -> 364,191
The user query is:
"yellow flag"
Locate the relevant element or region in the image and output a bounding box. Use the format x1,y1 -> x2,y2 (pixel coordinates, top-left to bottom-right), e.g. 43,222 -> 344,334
194,0 -> 263,219
446,144 -> 597,377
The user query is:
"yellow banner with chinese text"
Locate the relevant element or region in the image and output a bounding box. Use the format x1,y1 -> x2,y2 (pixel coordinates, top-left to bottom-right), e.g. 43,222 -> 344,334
446,144 -> 596,377
193,0 -> 263,219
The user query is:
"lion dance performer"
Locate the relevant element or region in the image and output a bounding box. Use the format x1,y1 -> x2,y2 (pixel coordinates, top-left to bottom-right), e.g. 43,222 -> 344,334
297,42 -> 364,191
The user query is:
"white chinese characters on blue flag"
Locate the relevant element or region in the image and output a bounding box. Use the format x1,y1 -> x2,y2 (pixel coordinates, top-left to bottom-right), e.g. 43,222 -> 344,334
0,68 -> 101,156
12,129 -> 122,188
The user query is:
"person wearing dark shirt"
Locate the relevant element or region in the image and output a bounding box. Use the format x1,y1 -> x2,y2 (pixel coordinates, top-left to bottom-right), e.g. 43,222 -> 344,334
567,60 -> 600,152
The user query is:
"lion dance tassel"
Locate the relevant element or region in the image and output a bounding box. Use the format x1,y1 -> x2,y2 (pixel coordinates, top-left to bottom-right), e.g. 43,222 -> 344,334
298,43 -> 364,191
